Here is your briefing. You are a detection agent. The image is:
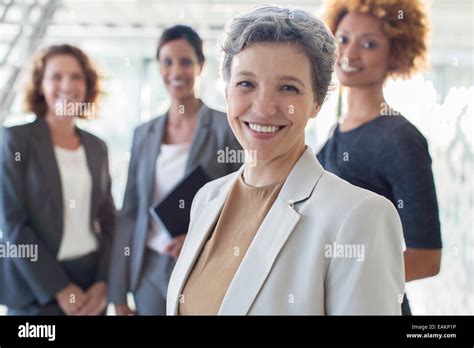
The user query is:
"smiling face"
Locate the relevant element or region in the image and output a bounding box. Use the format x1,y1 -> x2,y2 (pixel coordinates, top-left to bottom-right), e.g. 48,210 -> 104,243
335,11 -> 391,88
41,54 -> 87,118
226,42 -> 319,161
158,38 -> 203,100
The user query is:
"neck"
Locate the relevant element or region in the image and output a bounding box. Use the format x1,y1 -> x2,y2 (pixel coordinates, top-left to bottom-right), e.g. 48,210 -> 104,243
168,96 -> 201,124
45,112 -> 76,136
243,142 -> 306,187
344,82 -> 386,123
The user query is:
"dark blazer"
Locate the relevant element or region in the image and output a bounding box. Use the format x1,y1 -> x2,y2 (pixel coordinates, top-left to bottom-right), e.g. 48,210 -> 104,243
108,103 -> 242,304
0,118 -> 115,308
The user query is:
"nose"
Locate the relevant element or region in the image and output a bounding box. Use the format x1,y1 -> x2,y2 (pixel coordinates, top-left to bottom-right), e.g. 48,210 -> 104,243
170,62 -> 184,78
60,76 -> 74,94
252,88 -> 277,117
341,41 -> 360,65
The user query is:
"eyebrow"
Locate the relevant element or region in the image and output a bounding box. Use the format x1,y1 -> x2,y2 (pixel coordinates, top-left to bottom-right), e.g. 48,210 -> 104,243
235,71 -> 257,78
279,75 -> 305,87
235,71 -> 306,87
336,28 -> 383,38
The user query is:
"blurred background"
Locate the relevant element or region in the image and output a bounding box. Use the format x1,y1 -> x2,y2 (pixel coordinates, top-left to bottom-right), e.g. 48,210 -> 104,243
0,0 -> 472,315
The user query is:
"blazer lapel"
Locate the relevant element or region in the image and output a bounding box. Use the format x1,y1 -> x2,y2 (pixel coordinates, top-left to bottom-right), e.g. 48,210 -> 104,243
219,198 -> 300,315
30,119 -> 64,246
78,129 -> 101,228
168,171 -> 240,314
219,147 -> 325,315
185,103 -> 211,170
143,115 -> 166,205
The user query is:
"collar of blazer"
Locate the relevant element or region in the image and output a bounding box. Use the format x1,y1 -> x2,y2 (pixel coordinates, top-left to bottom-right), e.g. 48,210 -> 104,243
142,102 -> 213,203
30,118 -> 103,246
168,146 -> 325,315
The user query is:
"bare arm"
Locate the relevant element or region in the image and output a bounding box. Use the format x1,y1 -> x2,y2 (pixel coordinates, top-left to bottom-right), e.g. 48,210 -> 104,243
404,248 -> 441,282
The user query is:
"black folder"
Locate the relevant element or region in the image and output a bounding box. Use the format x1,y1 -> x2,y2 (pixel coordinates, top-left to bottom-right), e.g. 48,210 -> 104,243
149,164 -> 211,237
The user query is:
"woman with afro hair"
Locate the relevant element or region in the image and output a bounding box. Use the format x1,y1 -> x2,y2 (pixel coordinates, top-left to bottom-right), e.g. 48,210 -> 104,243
317,0 -> 442,315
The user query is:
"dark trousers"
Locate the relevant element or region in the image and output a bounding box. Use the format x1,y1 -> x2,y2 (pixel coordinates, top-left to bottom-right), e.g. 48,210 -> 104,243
133,248 -> 175,315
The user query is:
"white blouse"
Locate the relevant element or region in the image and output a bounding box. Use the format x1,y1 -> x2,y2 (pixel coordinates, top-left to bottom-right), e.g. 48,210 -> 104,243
54,145 -> 98,261
146,142 -> 190,254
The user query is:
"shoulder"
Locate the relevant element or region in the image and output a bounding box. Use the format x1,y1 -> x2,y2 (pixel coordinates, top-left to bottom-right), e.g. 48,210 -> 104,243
196,170 -> 238,202
129,116 -> 165,150
374,116 -> 431,167
310,170 -> 399,232
2,120 -> 37,150
79,128 -> 106,145
2,121 -> 35,139
317,170 -> 386,207
377,115 -> 428,147
78,128 -> 108,153
204,105 -> 232,130
134,115 -> 163,136
318,171 -> 402,250
207,106 -> 227,122
189,170 -> 239,222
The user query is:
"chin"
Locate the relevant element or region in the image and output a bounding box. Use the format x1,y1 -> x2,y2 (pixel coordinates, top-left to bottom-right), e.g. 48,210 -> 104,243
167,87 -> 193,99
244,144 -> 274,162
337,77 -> 366,88
336,72 -> 385,88
335,74 -> 355,86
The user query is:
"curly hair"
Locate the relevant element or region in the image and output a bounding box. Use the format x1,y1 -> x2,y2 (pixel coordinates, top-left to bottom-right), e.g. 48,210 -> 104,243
322,0 -> 430,79
24,44 -> 101,118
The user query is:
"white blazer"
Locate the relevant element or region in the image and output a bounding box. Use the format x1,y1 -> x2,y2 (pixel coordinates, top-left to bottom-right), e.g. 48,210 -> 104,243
167,147 -> 405,315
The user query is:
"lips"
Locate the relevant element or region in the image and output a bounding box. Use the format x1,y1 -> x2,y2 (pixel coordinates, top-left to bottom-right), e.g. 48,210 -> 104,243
56,94 -> 76,101
169,80 -> 186,87
54,95 -> 79,105
244,121 -> 286,135
248,123 -> 280,133
338,63 -> 363,73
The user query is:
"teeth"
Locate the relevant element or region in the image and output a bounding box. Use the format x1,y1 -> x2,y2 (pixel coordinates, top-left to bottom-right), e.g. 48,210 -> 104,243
57,96 -> 74,101
248,123 -> 281,133
340,65 -> 361,72
170,80 -> 185,87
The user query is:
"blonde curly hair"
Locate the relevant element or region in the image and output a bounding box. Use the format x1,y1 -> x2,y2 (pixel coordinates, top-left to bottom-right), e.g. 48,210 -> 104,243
322,0 -> 430,79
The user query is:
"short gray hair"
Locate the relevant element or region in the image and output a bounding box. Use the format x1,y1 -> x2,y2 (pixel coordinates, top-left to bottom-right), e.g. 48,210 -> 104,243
220,5 -> 336,105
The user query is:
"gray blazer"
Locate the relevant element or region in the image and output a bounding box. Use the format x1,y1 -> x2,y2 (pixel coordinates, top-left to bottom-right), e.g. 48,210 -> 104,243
0,118 -> 115,308
108,103 -> 242,304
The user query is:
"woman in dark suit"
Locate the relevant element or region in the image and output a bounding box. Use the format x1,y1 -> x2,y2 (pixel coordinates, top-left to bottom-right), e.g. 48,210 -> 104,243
108,25 -> 242,315
0,44 -> 115,315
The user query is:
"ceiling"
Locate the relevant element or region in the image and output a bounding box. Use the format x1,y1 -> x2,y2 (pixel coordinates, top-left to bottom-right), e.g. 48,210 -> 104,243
1,0 -> 472,46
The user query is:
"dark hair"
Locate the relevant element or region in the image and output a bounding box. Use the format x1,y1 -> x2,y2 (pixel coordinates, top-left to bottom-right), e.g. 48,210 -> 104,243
156,25 -> 205,64
24,44 -> 101,119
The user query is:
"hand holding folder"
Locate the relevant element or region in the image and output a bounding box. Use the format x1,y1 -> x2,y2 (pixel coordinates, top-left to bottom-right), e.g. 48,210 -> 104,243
149,164 -> 211,237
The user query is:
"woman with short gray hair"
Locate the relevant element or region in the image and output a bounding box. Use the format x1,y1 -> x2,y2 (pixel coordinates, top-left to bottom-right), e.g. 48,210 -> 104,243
220,5 -> 335,106
167,5 -> 405,315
